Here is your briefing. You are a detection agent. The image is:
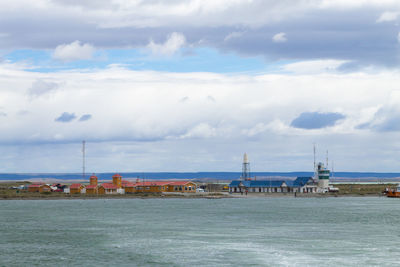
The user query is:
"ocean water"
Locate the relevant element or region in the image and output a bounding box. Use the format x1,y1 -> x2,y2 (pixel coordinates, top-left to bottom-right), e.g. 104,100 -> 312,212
1,197 -> 399,266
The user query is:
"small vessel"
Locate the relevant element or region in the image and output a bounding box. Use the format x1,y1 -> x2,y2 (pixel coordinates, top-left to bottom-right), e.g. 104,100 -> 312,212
386,184 -> 400,198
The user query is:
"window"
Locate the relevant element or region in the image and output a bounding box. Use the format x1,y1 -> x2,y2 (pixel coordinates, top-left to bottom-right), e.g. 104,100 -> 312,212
188,186 -> 192,191
185,187 -> 188,190
145,187 -> 150,190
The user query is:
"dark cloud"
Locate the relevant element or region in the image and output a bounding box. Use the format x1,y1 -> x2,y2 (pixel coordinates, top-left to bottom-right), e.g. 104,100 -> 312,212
55,112 -> 76,122
291,112 -> 345,129
79,114 -> 92,121
357,109 -> 400,132
0,4 -> 398,68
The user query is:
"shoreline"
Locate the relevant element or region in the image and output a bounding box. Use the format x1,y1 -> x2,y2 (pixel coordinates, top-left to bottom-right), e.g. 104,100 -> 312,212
0,192 -> 387,200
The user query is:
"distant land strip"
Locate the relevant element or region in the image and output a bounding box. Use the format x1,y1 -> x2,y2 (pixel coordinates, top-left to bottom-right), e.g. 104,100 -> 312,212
1,172 -> 400,181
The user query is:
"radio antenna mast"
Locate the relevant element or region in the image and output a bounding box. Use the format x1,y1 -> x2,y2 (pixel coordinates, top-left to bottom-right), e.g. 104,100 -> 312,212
82,140 -> 86,180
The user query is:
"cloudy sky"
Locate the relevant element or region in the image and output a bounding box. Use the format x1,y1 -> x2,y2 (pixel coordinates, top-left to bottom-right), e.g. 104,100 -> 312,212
1,0 -> 400,172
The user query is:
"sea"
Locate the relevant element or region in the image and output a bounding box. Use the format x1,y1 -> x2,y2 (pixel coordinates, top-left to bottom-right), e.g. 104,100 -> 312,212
1,197 -> 399,266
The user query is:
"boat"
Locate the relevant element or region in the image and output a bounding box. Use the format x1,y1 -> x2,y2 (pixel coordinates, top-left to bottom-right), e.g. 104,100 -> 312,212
386,184 -> 400,198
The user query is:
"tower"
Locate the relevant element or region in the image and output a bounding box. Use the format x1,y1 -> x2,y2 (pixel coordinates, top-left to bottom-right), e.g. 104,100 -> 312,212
112,174 -> 122,188
241,153 -> 250,181
317,162 -> 330,189
82,140 -> 86,180
90,174 -> 98,186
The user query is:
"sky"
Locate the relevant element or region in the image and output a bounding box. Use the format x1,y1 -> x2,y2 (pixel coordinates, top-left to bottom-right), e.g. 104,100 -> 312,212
1,0 -> 400,172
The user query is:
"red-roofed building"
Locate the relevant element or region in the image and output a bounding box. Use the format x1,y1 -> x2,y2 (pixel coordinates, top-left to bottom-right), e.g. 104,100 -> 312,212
98,183 -> 119,194
133,181 -> 197,193
112,174 -> 122,188
28,183 -> 51,193
70,183 -> 84,194
122,182 -> 136,193
166,181 -> 197,193
85,184 -> 98,195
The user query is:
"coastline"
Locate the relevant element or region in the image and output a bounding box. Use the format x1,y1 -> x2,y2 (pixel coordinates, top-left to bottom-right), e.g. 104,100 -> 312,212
0,192 -> 387,200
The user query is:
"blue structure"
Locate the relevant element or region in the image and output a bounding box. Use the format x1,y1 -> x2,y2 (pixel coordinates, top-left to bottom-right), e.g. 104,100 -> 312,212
229,177 -> 317,193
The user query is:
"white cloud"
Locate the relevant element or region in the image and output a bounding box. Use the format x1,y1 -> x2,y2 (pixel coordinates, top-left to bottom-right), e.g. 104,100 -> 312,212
281,59 -> 349,74
1,62 -> 400,171
147,32 -> 186,56
272,32 -> 287,43
53,40 -> 95,62
377,11 -> 399,23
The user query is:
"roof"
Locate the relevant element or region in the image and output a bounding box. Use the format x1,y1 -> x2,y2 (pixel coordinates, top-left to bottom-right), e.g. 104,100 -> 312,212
134,181 -> 171,187
90,175 -> 98,179
85,185 -> 98,189
229,180 -> 241,187
70,183 -> 82,189
101,183 -> 119,189
112,174 -> 122,178
122,183 -> 135,187
229,180 -> 286,188
293,177 -> 314,187
28,184 -> 44,188
167,181 -> 194,186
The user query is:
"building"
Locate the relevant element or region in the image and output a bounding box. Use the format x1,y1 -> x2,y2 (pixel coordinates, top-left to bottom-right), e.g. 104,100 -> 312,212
166,181 -> 197,193
317,162 -> 330,190
28,184 -> 51,193
229,177 -> 317,194
134,181 -> 171,193
89,175 -> 98,186
85,184 -> 98,195
112,174 -> 122,188
98,183 -> 119,194
121,181 -> 135,193
70,183 -> 84,194
133,181 -> 197,193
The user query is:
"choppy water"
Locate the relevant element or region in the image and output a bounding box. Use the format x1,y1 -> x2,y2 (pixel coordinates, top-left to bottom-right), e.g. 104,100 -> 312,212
1,197 -> 399,266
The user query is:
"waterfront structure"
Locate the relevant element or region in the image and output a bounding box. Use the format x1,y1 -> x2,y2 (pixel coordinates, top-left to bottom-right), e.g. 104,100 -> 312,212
28,184 -> 51,193
89,175 -> 98,186
166,181 -> 197,192
112,174 -> 122,188
122,181 -> 135,193
229,177 -> 317,193
241,153 -> 250,180
133,181 -> 197,193
317,162 -> 330,190
85,185 -> 98,194
98,183 -> 119,194
65,172 -> 197,195
70,183 -> 84,194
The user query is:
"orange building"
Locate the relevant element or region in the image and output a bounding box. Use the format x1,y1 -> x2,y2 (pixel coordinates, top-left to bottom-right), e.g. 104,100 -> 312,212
133,181 -> 197,193
89,175 -> 98,186
166,181 -> 197,193
134,181 -> 171,193
98,183 -> 119,194
122,180 -> 135,193
28,184 -> 51,193
70,183 -> 84,194
112,174 -> 122,188
85,184 -> 98,195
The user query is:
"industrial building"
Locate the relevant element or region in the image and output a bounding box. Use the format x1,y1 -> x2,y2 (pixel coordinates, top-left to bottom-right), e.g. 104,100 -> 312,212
229,153 -> 330,194
229,177 -> 317,193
